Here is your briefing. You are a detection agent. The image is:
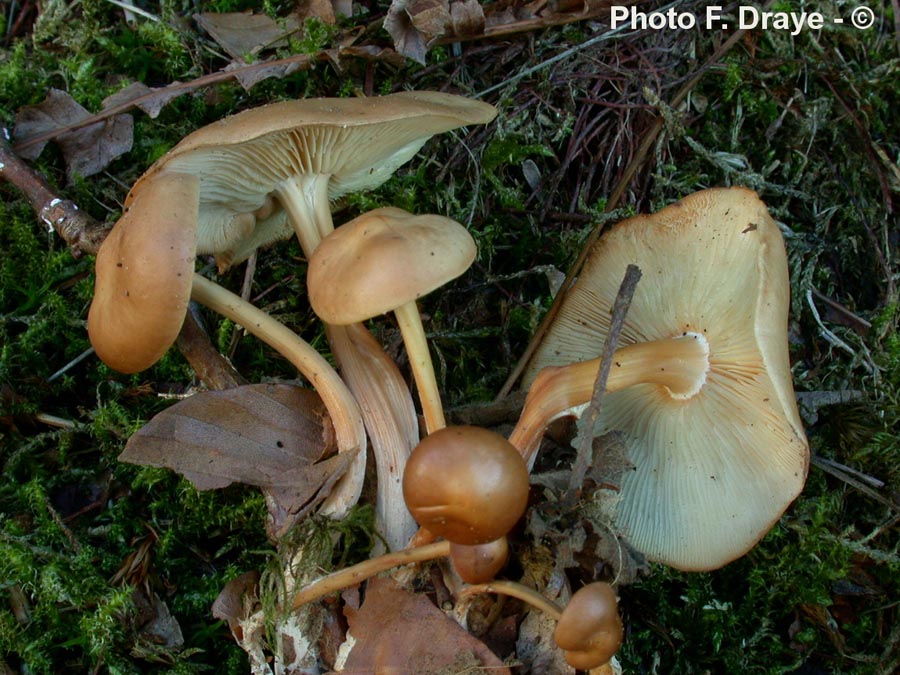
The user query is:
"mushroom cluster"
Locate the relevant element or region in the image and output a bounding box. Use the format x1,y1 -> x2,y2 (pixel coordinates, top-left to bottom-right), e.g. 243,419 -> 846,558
87,86 -> 809,671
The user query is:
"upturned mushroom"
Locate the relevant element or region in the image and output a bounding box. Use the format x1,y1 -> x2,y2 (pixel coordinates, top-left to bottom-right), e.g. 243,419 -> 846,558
402,425 -> 530,545
307,207 -> 477,434
511,187 -> 810,570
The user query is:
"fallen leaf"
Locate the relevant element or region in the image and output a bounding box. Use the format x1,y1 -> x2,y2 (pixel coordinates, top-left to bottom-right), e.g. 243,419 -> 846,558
384,0 -> 451,64
103,82 -> 187,120
339,577 -> 511,673
212,571 -> 261,639
224,57 -> 312,92
296,0 -> 337,24
13,88 -> 133,180
195,11 -> 301,60
450,0 -> 485,36
120,383 -> 354,537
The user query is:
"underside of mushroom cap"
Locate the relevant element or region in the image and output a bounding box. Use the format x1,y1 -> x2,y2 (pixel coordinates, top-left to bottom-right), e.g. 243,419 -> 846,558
133,92 -> 497,265
525,187 -> 809,570
88,172 -> 199,373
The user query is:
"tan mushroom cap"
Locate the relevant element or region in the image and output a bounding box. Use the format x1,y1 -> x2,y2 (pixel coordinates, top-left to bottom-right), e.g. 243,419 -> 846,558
87,172 -> 198,373
134,91 -> 497,264
524,187 -> 809,570
307,207 -> 476,324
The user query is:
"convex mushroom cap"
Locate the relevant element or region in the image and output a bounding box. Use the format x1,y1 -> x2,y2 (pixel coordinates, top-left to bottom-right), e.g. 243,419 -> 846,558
554,582 -> 624,670
307,207 -> 477,433
403,426 -> 529,545
517,187 -> 810,570
88,92 -> 496,374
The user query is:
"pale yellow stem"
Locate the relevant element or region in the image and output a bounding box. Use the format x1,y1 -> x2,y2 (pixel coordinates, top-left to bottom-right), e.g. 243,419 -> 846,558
510,334 -> 710,467
394,300 -> 446,434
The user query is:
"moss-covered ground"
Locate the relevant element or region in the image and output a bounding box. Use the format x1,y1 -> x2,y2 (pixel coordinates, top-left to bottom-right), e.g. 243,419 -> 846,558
1,0 -> 898,673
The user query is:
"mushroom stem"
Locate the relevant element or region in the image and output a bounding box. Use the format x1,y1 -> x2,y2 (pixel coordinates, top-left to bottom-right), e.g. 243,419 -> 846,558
511,333 -> 710,466
459,580 -> 564,620
291,540 -> 451,609
276,173 -> 334,251
190,273 -> 367,518
394,300 -> 446,434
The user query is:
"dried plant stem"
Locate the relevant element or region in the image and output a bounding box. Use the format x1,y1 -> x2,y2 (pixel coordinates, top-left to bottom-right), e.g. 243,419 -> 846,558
459,580 -> 563,620
566,265 -> 641,501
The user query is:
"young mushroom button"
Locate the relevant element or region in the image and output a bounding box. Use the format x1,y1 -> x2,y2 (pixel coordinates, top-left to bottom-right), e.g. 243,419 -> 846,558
402,426 -> 530,545
513,187 -> 810,571
307,207 -> 477,434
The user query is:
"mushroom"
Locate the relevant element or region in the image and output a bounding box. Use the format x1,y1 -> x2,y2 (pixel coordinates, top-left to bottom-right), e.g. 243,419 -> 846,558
402,425 -> 530,545
449,537 -> 510,584
459,580 -> 624,670
510,187 -> 810,570
88,91 -> 497,374
307,207 -> 477,434
87,92 -> 496,532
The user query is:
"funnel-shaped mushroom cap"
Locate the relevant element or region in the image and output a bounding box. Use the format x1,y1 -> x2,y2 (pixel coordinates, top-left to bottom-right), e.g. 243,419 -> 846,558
137,91 -> 497,263
525,187 -> 809,570
87,172 -> 198,373
307,207 -> 476,324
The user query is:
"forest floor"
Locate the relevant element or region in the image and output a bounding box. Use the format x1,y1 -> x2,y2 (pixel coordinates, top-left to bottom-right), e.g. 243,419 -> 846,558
1,0 -> 899,673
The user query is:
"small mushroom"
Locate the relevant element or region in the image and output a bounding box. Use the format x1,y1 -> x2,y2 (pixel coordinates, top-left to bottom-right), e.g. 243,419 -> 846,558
511,187 -> 810,570
554,582 -> 624,671
307,207 -> 477,434
402,425 -> 529,545
449,537 -> 510,584
459,580 -> 623,670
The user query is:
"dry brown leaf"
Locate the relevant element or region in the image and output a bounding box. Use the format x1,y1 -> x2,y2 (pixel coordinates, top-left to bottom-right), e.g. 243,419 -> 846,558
195,11 -> 301,60
212,571 -> 261,639
383,0 -> 451,64
224,58 -> 311,92
102,82 -> 186,120
296,0 -> 337,24
13,88 -> 133,180
450,0 -> 485,36
339,577 -> 511,673
120,384 -> 355,537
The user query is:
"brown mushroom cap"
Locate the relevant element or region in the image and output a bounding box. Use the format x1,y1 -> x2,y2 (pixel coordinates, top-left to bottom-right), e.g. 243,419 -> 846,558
449,537 -> 510,584
87,172 -> 198,373
136,92 -> 497,263
403,426 -> 529,545
307,207 -> 476,324
522,187 -> 809,570
554,582 -> 624,670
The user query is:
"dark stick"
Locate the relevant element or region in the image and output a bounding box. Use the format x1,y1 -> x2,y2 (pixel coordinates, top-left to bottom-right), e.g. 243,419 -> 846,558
565,264 -> 642,502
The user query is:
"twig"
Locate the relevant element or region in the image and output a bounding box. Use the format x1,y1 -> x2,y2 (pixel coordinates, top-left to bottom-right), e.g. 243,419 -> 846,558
0,130 -> 109,257
566,265 -> 641,502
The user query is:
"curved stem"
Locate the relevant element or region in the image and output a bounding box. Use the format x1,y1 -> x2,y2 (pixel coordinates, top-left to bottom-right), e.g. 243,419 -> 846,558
510,334 -> 709,467
394,300 -> 446,434
291,540 -> 451,609
190,273 -> 367,518
459,580 -> 563,620
276,173 -> 334,251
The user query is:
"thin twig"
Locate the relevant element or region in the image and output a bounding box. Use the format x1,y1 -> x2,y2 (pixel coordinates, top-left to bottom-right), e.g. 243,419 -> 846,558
565,265 -> 641,502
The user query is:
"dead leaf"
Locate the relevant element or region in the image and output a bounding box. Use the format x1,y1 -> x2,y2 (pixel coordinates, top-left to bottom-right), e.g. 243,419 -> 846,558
195,11 -> 301,60
296,0 -> 337,24
450,0 -> 485,36
339,577 -> 511,673
383,0 -> 451,64
212,571 -> 261,639
103,82 -> 186,120
120,383 -> 354,537
13,88 -> 133,180
224,58 -> 311,92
